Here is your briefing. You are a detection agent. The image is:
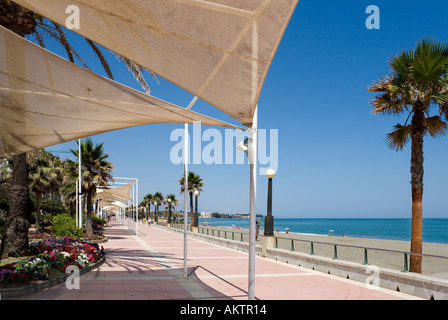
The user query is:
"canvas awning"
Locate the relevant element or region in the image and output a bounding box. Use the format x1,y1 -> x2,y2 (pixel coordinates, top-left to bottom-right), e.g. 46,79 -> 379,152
101,205 -> 120,212
95,182 -> 135,202
12,0 -> 299,126
98,199 -> 126,208
0,26 -> 242,158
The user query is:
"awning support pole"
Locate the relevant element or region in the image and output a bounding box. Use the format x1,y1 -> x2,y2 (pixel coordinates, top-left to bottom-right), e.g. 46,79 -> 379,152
248,105 -> 257,300
78,139 -> 82,229
184,123 -> 189,278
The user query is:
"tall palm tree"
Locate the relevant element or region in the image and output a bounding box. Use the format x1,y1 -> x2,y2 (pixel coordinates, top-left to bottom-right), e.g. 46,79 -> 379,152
179,171 -> 203,227
152,191 -> 164,222
0,0 -> 155,257
368,38 -> 448,273
70,139 -> 114,236
60,159 -> 79,217
166,193 -> 178,224
27,150 -> 59,232
142,193 -> 153,222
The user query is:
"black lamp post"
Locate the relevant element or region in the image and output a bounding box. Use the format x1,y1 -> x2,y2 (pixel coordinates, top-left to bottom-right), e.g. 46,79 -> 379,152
265,169 -> 275,237
194,190 -> 199,227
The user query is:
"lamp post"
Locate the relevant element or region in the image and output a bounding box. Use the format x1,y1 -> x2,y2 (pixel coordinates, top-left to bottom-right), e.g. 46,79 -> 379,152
154,201 -> 158,223
167,198 -> 172,226
194,190 -> 199,228
265,169 -> 275,236
237,131 -> 257,301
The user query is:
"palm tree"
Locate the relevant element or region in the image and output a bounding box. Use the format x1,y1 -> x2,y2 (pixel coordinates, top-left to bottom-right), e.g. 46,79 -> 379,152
368,38 -> 448,273
179,171 -> 203,227
0,0 -> 155,258
27,150 -> 59,232
60,159 -> 79,217
142,193 -> 153,222
166,193 -> 178,224
70,139 -> 114,236
152,192 -> 164,222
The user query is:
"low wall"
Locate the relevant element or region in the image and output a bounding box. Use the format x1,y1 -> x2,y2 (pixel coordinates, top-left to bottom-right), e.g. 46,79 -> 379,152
167,226 -> 448,300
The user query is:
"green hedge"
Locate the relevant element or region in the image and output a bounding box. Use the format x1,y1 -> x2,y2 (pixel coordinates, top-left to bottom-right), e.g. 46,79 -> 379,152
51,213 -> 84,238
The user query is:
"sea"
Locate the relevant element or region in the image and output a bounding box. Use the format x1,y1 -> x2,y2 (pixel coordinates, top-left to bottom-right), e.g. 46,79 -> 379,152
198,218 -> 448,245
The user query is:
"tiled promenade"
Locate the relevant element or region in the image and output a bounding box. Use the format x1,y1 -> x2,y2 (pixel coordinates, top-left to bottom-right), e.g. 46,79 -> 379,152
13,220 -> 421,300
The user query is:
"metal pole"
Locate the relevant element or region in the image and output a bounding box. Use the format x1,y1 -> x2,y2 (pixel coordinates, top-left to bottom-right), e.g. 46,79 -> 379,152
183,123 -> 189,278
265,177 -> 274,236
132,182 -> 135,233
248,105 -> 258,300
194,193 -> 198,227
78,139 -> 82,229
75,179 -> 78,227
136,178 -> 139,236
247,16 -> 259,300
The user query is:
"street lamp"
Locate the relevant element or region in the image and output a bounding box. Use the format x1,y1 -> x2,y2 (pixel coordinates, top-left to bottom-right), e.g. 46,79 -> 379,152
237,133 -> 257,300
154,201 -> 158,223
265,169 -> 275,236
167,198 -> 172,225
194,190 -> 199,228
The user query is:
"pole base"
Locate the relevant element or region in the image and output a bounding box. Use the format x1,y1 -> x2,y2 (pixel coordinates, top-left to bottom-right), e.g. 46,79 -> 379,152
262,236 -> 276,257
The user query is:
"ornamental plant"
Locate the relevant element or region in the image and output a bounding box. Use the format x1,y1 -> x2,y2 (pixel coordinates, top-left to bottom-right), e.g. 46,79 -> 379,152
0,236 -> 105,285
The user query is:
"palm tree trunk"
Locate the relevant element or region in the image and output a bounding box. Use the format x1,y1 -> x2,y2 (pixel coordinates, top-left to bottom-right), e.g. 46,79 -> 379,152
69,201 -> 76,217
85,192 -> 93,236
0,153 -> 30,259
409,108 -> 425,273
35,191 -> 41,232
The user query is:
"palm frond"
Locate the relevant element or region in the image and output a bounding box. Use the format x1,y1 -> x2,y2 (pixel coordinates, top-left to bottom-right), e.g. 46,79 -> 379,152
36,22 -> 91,70
113,53 -> 158,94
424,115 -> 447,138
389,49 -> 414,82
51,21 -> 74,63
85,38 -> 114,79
385,124 -> 412,151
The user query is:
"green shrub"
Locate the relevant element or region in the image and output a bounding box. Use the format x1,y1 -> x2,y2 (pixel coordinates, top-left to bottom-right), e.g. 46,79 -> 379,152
51,214 -> 83,238
91,216 -> 106,226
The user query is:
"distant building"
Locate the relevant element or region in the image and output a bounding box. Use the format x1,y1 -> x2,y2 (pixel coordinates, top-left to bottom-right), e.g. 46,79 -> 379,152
200,211 -> 212,218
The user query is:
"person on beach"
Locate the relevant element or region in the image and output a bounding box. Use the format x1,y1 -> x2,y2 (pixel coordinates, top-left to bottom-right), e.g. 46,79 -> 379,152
256,220 -> 260,240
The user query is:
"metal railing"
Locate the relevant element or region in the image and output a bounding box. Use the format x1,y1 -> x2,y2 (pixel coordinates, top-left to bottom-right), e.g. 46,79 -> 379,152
274,235 -> 448,273
171,224 -> 250,242
170,223 -> 448,274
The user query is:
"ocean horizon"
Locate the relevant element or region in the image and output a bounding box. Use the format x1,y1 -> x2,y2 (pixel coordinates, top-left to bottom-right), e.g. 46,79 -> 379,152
197,217 -> 448,245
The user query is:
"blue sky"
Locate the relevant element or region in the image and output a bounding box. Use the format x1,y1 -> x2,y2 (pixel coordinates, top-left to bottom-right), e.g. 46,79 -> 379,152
43,0 -> 448,218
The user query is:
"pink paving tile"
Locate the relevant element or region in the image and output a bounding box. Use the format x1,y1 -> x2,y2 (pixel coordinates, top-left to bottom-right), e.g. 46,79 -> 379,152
8,220 -> 418,301
102,291 -> 126,300
125,292 -> 149,300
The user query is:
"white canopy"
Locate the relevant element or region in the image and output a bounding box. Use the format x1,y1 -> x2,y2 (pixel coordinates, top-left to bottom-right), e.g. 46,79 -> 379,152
95,182 -> 135,202
98,199 -> 126,208
12,0 -> 299,126
101,205 -> 119,212
0,26 -> 241,158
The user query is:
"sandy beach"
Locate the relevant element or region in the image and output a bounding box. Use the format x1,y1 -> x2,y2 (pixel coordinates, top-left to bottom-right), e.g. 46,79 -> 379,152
199,225 -> 448,280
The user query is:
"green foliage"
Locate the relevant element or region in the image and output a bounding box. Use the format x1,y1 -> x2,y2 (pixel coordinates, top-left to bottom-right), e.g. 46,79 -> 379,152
91,215 -> 106,226
41,198 -> 67,215
51,213 -> 83,238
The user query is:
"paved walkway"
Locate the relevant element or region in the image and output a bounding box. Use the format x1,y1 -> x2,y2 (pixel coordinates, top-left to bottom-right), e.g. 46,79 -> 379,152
12,220 -> 421,300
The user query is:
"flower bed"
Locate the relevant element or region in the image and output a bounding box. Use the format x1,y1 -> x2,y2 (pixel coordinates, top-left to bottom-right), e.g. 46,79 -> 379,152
0,237 -> 105,287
